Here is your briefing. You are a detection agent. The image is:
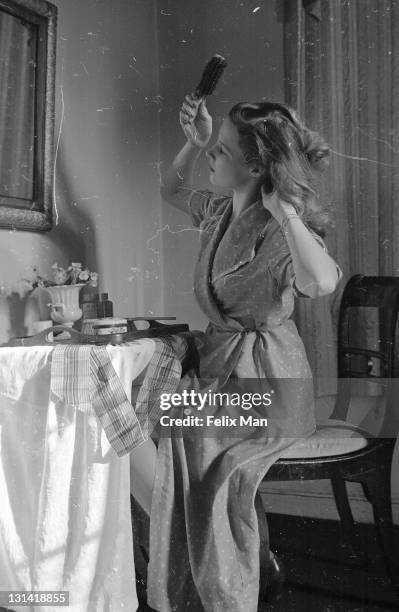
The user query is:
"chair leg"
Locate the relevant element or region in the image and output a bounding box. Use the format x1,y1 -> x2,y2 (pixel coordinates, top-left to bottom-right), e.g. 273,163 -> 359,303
360,471 -> 399,596
331,477 -> 360,557
255,491 -> 271,600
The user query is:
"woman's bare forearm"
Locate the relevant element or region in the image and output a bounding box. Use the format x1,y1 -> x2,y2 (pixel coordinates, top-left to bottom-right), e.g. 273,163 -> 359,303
262,192 -> 341,298
282,211 -> 340,297
160,141 -> 203,205
160,95 -> 212,211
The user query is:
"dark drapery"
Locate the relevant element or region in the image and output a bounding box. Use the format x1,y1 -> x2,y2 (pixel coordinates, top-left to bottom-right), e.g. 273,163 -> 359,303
284,0 -> 399,396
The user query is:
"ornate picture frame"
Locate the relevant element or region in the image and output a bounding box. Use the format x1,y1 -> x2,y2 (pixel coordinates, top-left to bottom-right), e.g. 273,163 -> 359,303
0,0 -> 57,231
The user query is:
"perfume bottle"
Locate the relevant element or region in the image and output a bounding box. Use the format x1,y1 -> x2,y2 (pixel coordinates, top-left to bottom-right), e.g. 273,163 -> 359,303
98,292 -> 113,318
81,291 -> 99,319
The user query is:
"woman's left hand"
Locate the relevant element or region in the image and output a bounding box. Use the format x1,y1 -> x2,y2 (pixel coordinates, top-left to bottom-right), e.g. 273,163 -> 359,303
261,187 -> 298,225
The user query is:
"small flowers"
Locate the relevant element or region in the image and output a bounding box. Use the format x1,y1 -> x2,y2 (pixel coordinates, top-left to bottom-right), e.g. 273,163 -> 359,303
28,262 -> 98,289
78,269 -> 90,282
52,264 -> 68,285
89,272 -> 99,285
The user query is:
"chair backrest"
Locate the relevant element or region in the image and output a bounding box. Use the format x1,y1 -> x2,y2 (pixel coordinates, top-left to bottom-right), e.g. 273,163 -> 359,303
330,275 -> 399,437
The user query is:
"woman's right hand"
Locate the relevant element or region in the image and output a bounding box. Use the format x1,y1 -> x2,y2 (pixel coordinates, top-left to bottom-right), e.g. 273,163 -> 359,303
179,94 -> 212,149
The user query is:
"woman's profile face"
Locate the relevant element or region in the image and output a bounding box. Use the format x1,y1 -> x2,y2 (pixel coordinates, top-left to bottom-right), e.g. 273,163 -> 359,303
206,117 -> 257,190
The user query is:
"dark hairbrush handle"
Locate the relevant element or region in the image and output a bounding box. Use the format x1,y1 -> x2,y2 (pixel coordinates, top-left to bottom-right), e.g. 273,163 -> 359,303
194,54 -> 227,98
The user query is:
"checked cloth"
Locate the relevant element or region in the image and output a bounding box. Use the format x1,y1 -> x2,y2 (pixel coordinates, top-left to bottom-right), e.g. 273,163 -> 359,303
51,337 -> 188,456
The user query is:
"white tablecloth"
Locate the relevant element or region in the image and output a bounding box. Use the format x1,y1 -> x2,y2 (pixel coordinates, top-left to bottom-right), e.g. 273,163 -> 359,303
0,339 -> 157,612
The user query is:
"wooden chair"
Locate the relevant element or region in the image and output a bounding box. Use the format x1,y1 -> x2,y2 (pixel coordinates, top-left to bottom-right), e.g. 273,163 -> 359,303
258,274 -> 399,597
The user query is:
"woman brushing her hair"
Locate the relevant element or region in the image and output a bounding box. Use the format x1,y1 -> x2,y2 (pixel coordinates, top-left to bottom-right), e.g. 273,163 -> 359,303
146,95 -> 342,612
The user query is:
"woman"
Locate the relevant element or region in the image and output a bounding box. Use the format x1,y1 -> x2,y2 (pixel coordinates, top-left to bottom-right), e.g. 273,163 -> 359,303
146,95 -> 342,611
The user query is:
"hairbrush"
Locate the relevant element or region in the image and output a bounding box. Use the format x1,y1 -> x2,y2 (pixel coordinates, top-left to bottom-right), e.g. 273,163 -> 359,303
194,54 -> 227,97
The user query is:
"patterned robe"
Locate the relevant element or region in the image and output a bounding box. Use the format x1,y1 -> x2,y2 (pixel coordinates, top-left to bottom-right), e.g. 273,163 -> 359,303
147,190 -> 339,611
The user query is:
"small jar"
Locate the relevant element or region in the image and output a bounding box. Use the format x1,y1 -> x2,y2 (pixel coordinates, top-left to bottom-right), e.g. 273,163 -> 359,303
93,317 -> 128,344
81,318 -> 99,335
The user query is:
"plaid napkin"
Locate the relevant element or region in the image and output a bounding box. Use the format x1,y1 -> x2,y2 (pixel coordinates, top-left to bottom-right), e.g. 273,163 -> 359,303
51,345 -> 93,412
134,338 -> 183,437
51,338 -> 188,456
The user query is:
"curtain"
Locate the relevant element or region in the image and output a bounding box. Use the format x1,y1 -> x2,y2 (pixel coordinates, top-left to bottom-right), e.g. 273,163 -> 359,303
284,0 -> 399,396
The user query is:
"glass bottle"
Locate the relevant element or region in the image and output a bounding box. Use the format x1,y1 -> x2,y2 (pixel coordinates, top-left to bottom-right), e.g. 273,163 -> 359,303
98,292 -> 113,318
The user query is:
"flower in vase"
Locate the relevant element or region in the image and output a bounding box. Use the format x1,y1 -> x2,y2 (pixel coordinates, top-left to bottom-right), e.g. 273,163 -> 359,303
53,268 -> 68,285
89,272 -> 99,287
26,262 -> 99,290
69,262 -> 83,284
78,269 -> 90,282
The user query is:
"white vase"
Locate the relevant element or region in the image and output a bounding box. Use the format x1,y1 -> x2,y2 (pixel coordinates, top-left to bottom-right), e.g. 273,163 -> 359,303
46,284 -> 85,327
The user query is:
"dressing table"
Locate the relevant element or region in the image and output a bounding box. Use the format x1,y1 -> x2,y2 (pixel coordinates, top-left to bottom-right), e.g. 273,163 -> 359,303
0,328 -> 194,611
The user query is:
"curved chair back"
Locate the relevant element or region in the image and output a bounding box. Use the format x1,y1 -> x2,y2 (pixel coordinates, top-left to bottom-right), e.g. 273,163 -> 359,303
331,274 -> 399,437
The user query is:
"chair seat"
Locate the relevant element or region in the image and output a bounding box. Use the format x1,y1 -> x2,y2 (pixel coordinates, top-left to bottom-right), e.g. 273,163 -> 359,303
279,419 -> 370,459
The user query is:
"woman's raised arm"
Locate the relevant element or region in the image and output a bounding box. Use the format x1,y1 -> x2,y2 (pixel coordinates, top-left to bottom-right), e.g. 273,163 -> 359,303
262,189 -> 341,298
160,95 -> 212,212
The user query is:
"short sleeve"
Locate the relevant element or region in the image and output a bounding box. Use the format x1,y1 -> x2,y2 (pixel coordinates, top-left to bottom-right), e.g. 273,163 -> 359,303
175,187 -> 229,227
268,246 -> 296,294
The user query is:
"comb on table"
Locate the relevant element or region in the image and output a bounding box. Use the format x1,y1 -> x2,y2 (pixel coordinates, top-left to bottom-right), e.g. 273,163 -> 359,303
194,54 -> 227,97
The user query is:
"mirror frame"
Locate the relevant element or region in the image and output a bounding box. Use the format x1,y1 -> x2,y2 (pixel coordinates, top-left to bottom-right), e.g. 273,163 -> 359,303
0,0 -> 57,232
